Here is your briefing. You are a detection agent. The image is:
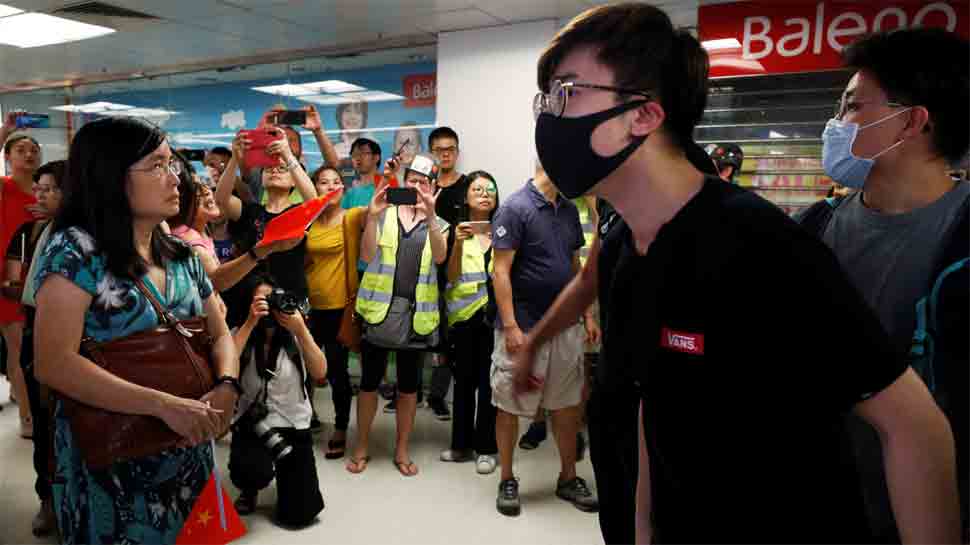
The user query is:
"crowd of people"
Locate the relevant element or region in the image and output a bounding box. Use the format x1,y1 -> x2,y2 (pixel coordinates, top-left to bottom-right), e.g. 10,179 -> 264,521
0,2 -> 967,545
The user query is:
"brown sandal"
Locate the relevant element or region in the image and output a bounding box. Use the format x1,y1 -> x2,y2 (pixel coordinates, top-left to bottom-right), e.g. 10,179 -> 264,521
394,458 -> 419,477
346,456 -> 370,474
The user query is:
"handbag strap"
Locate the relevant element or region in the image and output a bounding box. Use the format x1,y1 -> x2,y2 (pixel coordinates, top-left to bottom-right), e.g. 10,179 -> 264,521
341,213 -> 354,305
133,277 -> 175,326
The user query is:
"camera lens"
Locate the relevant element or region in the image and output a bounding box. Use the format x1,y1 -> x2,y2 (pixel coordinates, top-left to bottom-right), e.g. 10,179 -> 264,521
252,420 -> 293,461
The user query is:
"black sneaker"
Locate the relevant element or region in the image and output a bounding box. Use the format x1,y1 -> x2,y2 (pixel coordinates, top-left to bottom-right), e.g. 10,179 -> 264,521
496,478 -> 521,517
429,397 -> 451,421
383,399 -> 396,413
234,490 -> 258,515
576,432 -> 587,461
518,421 -> 547,450
556,477 -> 599,512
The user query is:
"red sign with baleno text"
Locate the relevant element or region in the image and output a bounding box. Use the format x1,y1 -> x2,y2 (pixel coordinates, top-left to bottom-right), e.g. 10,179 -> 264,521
403,73 -> 436,108
698,1 -> 969,78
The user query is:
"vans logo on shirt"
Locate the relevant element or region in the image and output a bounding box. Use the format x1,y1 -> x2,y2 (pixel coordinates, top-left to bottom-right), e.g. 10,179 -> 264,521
660,328 -> 705,356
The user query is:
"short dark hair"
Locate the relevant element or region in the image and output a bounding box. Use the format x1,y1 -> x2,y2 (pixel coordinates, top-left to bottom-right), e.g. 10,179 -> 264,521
350,138 -> 381,161
209,146 -> 231,158
335,101 -> 368,130
33,160 -> 66,186
537,3 -> 709,150
429,127 -> 459,149
842,28 -> 969,164
4,134 -> 40,155
54,117 -> 189,279
279,125 -> 303,156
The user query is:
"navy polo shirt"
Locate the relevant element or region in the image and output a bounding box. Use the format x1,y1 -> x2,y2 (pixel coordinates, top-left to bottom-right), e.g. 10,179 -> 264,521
492,179 -> 584,332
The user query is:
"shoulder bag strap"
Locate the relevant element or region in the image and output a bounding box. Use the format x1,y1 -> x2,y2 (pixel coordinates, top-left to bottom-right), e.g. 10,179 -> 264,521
341,213 -> 354,306
132,276 -> 176,327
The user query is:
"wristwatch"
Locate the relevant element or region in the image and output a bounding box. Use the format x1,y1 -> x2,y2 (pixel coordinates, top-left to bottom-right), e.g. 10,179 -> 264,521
247,248 -> 264,262
215,375 -> 243,396
285,157 -> 301,171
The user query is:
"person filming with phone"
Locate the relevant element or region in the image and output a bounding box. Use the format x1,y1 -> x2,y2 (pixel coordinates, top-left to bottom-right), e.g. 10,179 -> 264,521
345,152 -> 447,477
439,171 -> 501,474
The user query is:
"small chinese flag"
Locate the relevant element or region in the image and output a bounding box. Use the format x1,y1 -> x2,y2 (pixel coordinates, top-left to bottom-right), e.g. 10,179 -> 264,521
176,444 -> 246,545
256,190 -> 339,248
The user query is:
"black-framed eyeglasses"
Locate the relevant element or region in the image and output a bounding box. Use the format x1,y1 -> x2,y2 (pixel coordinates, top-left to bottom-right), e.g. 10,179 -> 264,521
533,80 -> 651,120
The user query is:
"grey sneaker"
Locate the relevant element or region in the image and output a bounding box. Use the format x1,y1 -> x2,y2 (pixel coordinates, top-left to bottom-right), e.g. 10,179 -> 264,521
496,478 -> 521,517
440,448 -> 475,462
476,454 -> 498,475
556,477 -> 599,512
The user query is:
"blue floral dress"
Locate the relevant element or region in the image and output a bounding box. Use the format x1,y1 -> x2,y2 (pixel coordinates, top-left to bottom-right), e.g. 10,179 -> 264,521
32,227 -> 216,545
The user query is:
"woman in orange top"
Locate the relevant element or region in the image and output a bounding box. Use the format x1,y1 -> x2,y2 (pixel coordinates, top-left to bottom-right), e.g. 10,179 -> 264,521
305,165 -> 366,460
0,133 -> 42,436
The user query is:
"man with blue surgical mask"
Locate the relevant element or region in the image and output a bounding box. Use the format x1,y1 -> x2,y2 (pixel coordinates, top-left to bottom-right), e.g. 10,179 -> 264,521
799,27 -> 969,543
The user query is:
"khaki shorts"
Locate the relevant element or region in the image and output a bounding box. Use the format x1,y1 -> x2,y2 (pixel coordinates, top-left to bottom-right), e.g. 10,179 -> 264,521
490,324 -> 585,417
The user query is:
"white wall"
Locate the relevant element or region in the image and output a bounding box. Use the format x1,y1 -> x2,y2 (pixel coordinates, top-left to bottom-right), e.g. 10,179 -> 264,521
436,20 -> 558,200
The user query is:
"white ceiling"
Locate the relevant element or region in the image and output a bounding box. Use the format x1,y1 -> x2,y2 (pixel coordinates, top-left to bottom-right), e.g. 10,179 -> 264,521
0,0 -> 705,94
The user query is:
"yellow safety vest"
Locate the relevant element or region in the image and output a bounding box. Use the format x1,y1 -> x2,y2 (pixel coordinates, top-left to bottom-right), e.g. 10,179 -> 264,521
444,235 -> 494,326
574,198 -> 595,267
356,207 -> 441,335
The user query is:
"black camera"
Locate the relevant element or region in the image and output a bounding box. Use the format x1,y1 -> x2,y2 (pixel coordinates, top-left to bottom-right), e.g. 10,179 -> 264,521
236,400 -> 293,461
265,288 -> 299,315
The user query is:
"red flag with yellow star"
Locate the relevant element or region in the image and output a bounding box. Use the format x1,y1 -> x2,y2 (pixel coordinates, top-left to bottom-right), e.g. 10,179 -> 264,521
176,465 -> 246,545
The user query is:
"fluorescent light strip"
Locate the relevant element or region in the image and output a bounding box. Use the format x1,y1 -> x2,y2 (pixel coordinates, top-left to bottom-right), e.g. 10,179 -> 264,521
0,12 -> 114,48
0,4 -> 23,18
701,38 -> 742,51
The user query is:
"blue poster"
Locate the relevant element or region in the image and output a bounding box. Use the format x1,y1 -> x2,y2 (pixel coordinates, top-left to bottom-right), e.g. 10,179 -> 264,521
82,61 -> 437,177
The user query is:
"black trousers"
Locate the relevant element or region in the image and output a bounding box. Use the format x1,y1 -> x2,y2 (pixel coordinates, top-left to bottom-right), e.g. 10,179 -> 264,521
309,309 -> 351,431
228,426 -> 324,527
21,318 -> 50,501
587,380 -> 639,545
447,315 -> 497,454
360,341 -> 422,394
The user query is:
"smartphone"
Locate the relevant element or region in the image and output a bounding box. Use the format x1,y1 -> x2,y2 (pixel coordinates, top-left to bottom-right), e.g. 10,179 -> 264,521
14,113 -> 49,129
181,149 -> 205,162
386,187 -> 417,206
465,221 -> 491,234
272,110 -> 307,126
239,127 -> 283,168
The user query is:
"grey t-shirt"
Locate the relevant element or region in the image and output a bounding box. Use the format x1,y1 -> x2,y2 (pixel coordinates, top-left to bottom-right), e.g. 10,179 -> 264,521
822,182 -> 970,355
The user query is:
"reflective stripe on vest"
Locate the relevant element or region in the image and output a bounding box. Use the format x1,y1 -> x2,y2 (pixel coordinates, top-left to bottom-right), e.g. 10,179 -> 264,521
444,236 -> 493,326
574,198 -> 595,267
356,207 -> 440,335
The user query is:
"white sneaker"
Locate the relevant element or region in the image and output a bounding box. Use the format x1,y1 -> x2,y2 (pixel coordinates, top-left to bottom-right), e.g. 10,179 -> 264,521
476,454 -> 498,475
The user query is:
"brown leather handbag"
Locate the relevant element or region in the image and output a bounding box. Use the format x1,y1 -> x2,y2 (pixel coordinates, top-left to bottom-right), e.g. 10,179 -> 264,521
62,278 -> 216,470
336,212 -> 362,351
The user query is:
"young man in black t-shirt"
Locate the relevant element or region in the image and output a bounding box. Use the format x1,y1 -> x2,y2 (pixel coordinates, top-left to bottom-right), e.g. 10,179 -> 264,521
515,4 -> 960,543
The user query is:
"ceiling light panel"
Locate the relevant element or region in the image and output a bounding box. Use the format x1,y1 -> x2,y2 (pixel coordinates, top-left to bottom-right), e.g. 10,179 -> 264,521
0,4 -> 22,18
0,12 -> 114,48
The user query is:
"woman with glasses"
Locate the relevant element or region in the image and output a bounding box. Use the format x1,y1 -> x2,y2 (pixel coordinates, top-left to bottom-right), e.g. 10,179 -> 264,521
439,171 -> 501,474
31,117 -> 239,545
346,153 -> 448,476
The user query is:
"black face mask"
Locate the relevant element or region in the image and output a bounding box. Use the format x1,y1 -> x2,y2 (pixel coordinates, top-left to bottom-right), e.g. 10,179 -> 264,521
534,100 -> 647,199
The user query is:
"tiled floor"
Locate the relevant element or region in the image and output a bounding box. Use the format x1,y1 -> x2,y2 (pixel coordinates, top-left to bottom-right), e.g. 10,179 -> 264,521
0,379 -> 602,545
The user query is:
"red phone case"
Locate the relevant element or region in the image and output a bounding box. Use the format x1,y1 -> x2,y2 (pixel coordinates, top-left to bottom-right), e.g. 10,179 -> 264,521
240,128 -> 282,169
